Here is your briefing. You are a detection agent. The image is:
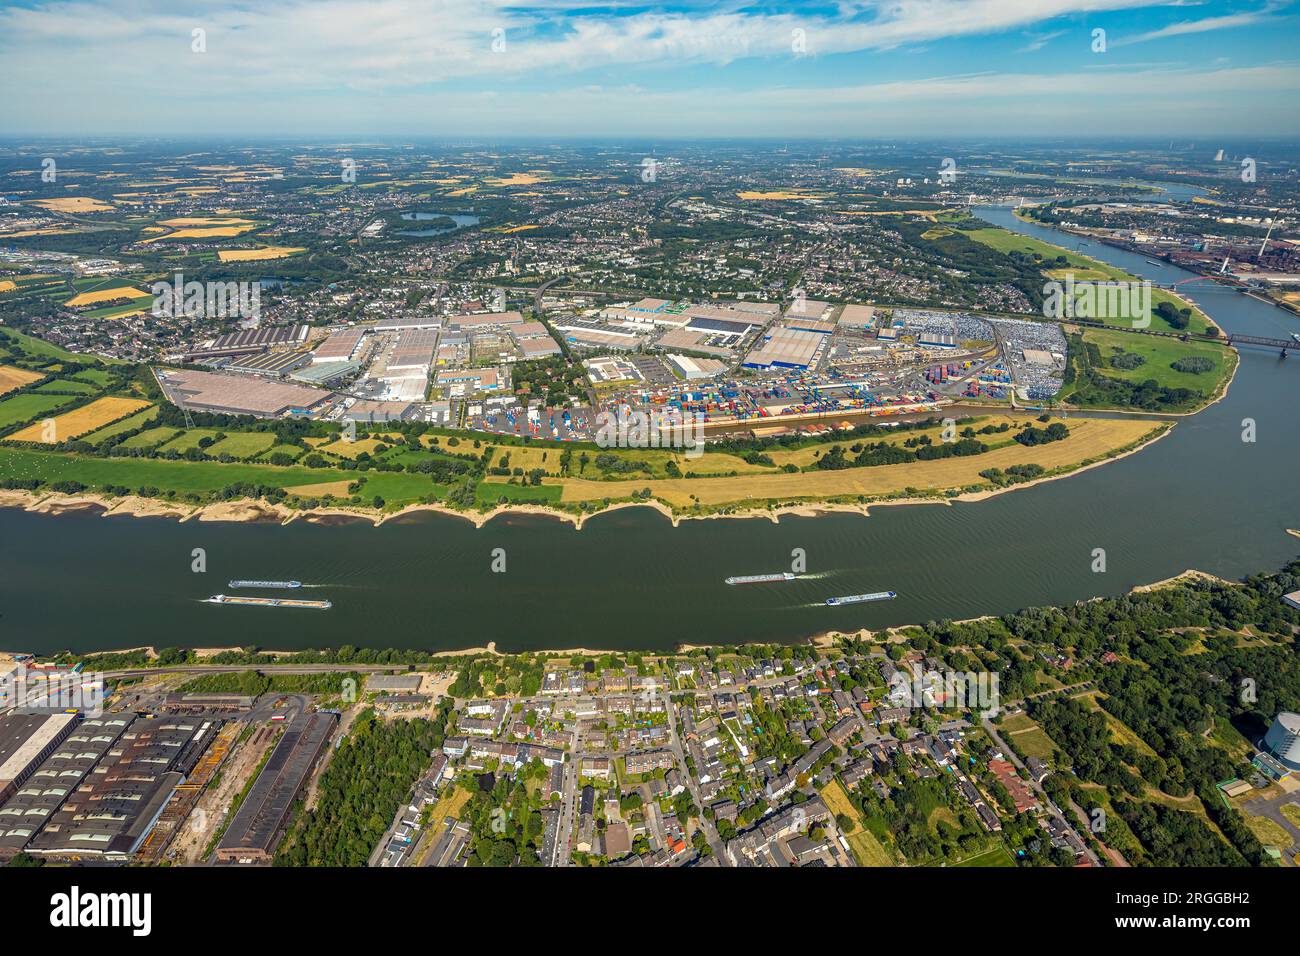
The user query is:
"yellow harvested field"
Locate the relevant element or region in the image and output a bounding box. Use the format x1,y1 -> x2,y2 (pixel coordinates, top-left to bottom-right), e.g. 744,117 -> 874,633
736,190 -> 825,200
217,246 -> 306,262
486,173 -> 548,186
559,418 -> 1160,507
30,197 -> 115,213
0,280 -> 15,293
283,480 -> 353,498
836,209 -> 941,219
7,396 -> 151,444
0,227 -> 79,238
764,417 -> 1024,469
0,365 -> 45,395
64,286 -> 151,307
142,224 -> 256,243
316,437 -> 388,458
158,217 -> 255,227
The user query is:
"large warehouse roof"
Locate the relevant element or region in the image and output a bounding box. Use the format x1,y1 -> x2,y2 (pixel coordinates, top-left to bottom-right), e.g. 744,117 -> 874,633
156,368 -> 333,418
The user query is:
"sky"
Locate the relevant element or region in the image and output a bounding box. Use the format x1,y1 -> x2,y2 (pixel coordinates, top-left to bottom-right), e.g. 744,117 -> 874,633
1,0 -> 1297,138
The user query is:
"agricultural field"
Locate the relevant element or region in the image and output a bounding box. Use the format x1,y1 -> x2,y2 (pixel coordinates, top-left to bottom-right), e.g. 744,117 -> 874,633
64,285 -> 151,307
81,300 -> 151,320
158,216 -> 255,227
30,196 -> 115,213
477,480 -> 563,505
258,443 -> 306,462
0,393 -> 72,429
206,432 -> 277,459
0,447 -> 355,496
35,379 -> 99,395
217,246 -> 305,262
316,436 -> 389,458
0,364 -> 44,396
80,406 -> 159,443
118,426 -> 181,450
6,396 -> 151,443
69,368 -> 116,387
157,429 -> 220,453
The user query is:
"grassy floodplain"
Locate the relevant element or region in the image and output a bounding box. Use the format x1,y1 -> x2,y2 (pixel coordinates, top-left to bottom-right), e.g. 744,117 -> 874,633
963,226 -> 1215,334
1065,326 -> 1235,396
558,417 -> 1162,510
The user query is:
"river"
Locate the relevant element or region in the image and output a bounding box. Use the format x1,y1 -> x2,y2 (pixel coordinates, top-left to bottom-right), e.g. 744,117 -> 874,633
1,204 -> 1297,654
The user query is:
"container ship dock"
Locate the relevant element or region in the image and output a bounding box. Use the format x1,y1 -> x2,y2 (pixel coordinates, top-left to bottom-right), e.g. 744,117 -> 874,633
205,594 -> 331,610
228,580 -> 302,589
725,572 -> 796,585
826,591 -> 896,606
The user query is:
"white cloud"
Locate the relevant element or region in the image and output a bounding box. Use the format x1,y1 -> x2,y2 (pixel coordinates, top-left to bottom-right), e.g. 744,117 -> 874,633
0,1 -> 1293,135
1111,2 -> 1289,47
1020,29 -> 1068,52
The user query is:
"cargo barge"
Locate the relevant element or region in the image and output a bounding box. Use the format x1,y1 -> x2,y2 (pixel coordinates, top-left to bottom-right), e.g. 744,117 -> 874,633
725,572 -> 796,586
228,580 -> 302,589
204,594 -> 331,610
825,591 -> 896,606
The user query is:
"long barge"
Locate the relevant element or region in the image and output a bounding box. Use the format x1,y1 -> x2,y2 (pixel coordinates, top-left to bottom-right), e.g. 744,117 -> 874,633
825,591 -> 896,606
228,580 -> 302,589
725,572 -> 796,585
204,594 -> 331,610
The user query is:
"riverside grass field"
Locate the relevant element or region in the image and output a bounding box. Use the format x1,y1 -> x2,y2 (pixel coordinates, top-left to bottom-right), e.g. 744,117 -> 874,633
0,408 -> 1163,516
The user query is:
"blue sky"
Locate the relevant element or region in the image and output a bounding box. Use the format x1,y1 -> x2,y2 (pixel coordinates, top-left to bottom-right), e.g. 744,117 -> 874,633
1,0 -> 1296,137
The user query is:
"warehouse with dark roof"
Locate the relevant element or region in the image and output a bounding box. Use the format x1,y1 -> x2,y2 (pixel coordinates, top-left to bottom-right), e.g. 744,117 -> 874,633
215,711 -> 337,863
26,716 -> 204,860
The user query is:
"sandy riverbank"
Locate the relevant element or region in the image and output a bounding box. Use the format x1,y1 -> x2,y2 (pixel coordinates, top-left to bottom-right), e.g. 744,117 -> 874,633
1130,569 -> 1237,593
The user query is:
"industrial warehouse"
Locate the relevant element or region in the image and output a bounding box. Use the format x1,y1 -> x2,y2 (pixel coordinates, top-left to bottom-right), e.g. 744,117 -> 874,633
0,710 -> 78,805
0,714 -> 131,860
215,711 -> 337,863
155,367 -> 334,418
25,716 -> 208,860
